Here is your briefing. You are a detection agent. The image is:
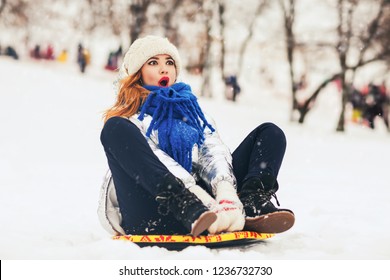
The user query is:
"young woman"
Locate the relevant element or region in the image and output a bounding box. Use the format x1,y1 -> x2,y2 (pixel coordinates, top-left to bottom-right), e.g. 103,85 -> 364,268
98,35 -> 294,237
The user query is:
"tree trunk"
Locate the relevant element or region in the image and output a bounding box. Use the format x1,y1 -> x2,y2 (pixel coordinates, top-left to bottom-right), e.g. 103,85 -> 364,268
218,1 -> 225,81
334,0 -> 353,132
163,0 -> 183,46
336,73 -> 347,132
279,0 -> 297,121
298,73 -> 340,123
237,1 -> 267,78
0,0 -> 6,15
201,1 -> 213,97
129,0 -> 150,43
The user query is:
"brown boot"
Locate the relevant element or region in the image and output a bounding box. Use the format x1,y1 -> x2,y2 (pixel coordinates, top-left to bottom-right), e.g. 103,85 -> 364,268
240,177 -> 295,234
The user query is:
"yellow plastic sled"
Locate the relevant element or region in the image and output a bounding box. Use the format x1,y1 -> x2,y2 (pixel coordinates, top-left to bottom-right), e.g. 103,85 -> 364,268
113,231 -> 274,250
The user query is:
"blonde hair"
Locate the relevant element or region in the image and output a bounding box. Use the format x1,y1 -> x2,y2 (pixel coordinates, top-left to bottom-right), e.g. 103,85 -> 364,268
103,72 -> 150,123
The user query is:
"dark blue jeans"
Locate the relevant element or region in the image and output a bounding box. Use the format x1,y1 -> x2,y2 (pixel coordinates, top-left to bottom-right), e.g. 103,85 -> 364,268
100,117 -> 286,235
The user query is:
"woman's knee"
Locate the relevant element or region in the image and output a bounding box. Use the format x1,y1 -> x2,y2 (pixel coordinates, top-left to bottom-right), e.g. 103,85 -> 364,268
101,117 -> 140,146
257,122 -> 286,145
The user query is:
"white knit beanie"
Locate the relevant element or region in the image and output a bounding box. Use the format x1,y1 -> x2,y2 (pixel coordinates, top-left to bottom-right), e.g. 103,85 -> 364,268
118,35 -> 181,79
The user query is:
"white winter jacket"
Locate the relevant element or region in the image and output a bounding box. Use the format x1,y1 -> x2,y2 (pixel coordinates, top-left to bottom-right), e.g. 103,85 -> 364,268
97,113 -> 236,235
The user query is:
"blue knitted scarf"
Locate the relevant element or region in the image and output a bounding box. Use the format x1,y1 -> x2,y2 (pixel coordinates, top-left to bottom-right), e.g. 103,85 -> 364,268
138,82 -> 215,172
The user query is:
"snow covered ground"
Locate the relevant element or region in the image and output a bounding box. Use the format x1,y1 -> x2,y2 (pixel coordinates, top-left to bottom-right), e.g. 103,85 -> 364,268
1,56 -> 390,265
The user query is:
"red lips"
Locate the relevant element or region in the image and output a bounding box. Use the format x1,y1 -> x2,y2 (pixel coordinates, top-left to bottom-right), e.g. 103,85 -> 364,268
158,76 -> 169,87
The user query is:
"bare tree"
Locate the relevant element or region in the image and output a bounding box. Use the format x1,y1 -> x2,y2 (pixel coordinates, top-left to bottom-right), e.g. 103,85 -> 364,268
296,0 -> 390,132
279,0 -> 297,121
0,0 -> 29,27
334,0 -> 356,131
76,0 -> 100,34
129,0 -> 151,43
237,0 -> 268,79
0,0 -> 49,48
200,0 -> 213,97
0,0 -> 6,15
162,0 -> 184,46
217,0 -> 225,81
99,0 -> 127,37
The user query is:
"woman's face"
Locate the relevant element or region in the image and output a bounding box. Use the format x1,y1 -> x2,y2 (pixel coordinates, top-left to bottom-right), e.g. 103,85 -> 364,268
141,54 -> 177,87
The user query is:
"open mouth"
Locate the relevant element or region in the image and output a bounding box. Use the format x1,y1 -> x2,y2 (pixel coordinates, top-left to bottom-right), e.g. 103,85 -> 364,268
158,77 -> 169,87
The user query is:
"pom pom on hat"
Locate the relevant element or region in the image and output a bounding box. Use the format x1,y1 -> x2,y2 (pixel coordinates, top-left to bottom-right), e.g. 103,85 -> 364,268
119,35 -> 181,78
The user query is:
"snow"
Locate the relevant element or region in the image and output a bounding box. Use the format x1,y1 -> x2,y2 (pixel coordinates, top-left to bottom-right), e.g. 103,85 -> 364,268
1,56 -> 390,263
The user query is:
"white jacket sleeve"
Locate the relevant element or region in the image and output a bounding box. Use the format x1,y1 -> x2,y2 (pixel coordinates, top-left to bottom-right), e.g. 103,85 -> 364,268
192,116 -> 236,195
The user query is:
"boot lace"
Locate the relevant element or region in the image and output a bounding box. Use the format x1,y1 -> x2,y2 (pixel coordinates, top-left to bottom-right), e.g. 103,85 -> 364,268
269,191 -> 280,206
243,188 -> 280,207
259,180 -> 280,206
156,189 -> 201,218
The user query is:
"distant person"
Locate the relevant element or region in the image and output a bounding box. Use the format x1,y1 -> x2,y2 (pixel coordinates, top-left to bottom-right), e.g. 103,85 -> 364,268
105,45 -> 123,71
84,48 -> 91,65
104,51 -> 116,71
362,83 -> 389,130
98,35 -> 294,237
31,45 -> 41,59
348,87 -> 365,123
77,43 -> 89,73
57,49 -> 68,63
224,75 -> 241,102
4,46 -> 19,60
115,45 -> 123,67
44,44 -> 55,60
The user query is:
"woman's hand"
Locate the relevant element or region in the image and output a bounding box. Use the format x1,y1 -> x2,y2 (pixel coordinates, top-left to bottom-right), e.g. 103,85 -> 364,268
188,184 -> 244,234
212,181 -> 245,233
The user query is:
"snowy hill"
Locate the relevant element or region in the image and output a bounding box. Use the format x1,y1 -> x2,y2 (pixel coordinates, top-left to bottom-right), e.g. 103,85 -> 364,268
0,56 -> 389,263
